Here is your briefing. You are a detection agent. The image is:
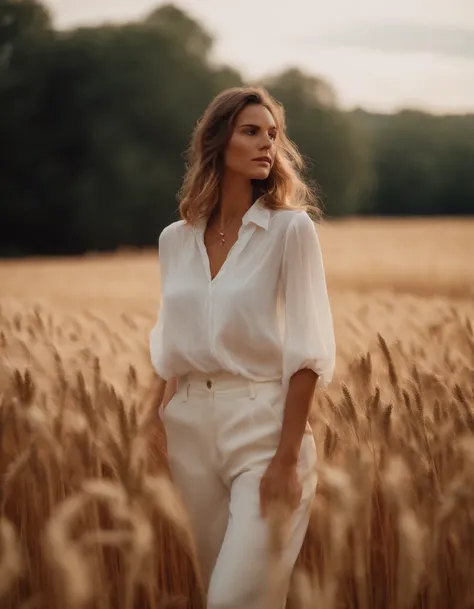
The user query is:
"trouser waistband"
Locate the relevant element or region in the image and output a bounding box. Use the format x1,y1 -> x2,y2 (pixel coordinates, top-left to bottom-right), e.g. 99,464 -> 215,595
177,370 -> 282,401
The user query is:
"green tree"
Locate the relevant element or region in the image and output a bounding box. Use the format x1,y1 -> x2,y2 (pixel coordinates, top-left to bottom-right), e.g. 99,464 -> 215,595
0,3 -> 242,255
353,109 -> 474,216
145,3 -> 213,59
0,0 -> 51,68
3,2 -> 472,258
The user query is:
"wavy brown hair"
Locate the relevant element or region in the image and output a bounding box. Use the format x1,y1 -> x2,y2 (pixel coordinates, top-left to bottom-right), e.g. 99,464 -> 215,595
178,86 -> 321,225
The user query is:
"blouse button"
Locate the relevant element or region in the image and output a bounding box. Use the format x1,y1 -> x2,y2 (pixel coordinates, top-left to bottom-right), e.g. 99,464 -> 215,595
206,380 -> 213,389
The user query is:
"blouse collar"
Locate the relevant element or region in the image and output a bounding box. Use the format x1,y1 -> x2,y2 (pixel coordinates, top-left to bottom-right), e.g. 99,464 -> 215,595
193,197 -> 271,233
242,197 -> 271,230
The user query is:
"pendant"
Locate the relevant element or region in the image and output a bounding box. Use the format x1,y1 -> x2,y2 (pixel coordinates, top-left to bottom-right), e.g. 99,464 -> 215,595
219,231 -> 226,245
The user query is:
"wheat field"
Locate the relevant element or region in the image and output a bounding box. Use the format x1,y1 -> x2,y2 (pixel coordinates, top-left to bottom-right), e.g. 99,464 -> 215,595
1,218 -> 473,609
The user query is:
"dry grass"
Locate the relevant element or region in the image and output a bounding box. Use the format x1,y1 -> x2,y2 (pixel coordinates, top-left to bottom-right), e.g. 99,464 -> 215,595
1,218 -> 474,608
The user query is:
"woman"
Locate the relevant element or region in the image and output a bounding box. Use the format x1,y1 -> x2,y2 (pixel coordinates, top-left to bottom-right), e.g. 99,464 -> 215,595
149,86 -> 335,608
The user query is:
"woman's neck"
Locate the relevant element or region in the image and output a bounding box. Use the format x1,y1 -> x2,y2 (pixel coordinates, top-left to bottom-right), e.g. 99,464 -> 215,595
215,172 -> 254,224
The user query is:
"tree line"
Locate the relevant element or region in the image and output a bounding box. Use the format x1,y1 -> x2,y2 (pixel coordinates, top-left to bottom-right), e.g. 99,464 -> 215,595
1,0 -> 473,256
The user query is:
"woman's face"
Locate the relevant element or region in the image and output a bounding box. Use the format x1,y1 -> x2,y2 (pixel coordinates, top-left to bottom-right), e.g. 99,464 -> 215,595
223,104 -> 278,180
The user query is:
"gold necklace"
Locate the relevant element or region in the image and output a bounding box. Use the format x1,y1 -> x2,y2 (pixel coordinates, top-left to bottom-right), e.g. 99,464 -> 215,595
216,216 -> 240,246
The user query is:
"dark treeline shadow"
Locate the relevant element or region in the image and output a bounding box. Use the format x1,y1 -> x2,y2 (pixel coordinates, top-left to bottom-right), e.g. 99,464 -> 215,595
1,1 -> 473,257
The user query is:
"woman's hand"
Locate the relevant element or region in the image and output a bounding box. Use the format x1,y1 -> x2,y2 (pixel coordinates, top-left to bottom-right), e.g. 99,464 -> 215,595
162,377 -> 178,411
259,454 -> 302,518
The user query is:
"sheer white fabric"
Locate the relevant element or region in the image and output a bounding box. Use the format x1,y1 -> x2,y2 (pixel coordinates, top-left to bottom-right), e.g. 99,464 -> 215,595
149,199 -> 335,392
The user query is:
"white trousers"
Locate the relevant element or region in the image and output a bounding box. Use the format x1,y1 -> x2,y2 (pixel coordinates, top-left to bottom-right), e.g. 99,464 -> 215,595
160,370 -> 318,609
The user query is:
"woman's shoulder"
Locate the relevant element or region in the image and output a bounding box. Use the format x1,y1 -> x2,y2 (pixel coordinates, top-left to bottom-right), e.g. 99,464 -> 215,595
270,207 -> 313,233
161,219 -> 185,234
159,219 -> 187,245
157,220 -> 188,262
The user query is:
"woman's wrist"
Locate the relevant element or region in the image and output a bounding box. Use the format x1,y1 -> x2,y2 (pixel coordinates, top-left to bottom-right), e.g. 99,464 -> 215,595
274,445 -> 299,467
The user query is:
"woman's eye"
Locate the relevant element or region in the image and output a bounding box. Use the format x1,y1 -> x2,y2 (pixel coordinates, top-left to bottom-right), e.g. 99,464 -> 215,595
243,128 -> 276,140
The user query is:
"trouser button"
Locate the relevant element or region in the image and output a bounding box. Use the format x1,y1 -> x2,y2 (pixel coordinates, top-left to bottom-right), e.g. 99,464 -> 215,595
206,380 -> 212,389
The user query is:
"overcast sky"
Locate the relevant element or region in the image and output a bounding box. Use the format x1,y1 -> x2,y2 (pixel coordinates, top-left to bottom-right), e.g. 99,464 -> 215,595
47,0 -> 474,114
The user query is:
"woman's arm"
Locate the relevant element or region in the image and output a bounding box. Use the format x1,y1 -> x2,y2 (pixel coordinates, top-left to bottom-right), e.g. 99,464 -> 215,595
276,212 -> 335,457
162,376 -> 178,409
260,212 -> 335,516
274,368 -> 318,465
154,376 -> 178,413
150,223 -> 176,411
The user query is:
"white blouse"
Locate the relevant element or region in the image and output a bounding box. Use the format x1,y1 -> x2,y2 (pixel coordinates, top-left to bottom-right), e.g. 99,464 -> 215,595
149,198 -> 335,393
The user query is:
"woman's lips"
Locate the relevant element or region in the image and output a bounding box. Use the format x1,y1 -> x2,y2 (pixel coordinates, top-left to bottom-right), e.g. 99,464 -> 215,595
253,156 -> 272,165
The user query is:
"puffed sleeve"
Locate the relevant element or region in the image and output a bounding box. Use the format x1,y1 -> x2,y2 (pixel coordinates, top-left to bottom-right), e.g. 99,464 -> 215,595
149,308 -> 168,379
149,227 -> 172,380
281,212 -> 336,390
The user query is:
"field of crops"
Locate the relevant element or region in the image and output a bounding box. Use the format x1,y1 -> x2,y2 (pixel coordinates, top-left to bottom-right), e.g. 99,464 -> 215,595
1,218 -> 473,609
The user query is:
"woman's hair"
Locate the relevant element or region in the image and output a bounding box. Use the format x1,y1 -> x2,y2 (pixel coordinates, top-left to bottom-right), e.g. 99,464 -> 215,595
178,86 -> 321,224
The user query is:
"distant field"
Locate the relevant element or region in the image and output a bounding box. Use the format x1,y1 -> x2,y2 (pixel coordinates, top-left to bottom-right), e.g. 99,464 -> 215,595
1,218 -> 473,305
1,218 -> 473,609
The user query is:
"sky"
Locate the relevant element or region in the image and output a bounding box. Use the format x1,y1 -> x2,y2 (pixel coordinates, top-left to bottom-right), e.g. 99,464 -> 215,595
47,0 -> 474,115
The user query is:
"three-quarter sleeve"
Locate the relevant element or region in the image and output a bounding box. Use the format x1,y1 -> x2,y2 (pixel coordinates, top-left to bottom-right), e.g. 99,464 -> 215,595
281,212 -> 336,390
149,307 -> 169,379
149,227 -> 171,380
